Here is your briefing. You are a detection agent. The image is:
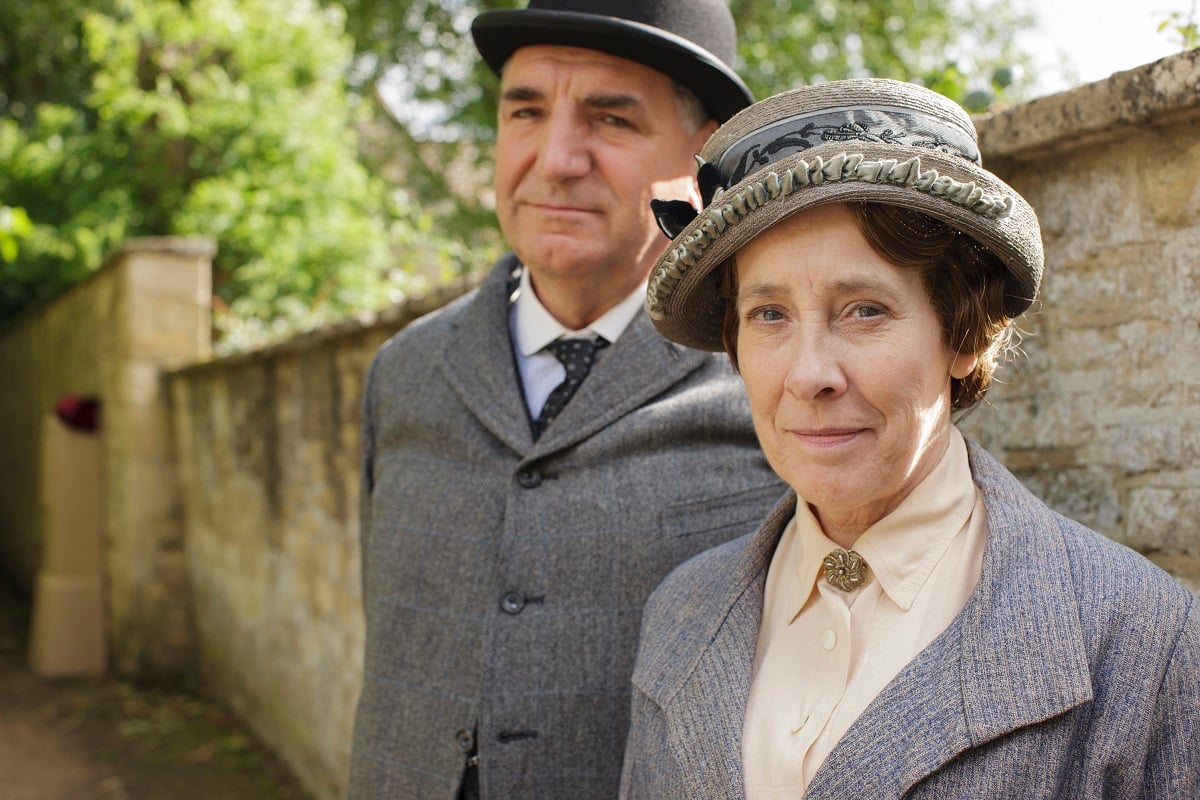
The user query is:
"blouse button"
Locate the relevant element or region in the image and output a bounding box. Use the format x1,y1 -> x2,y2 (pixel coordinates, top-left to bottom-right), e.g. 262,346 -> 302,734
822,629 -> 837,651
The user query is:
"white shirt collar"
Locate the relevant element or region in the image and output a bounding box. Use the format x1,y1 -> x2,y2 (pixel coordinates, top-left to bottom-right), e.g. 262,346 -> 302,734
781,426 -> 977,616
510,265 -> 646,356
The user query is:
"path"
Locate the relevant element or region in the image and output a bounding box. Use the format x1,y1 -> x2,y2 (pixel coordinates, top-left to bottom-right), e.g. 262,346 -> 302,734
0,579 -> 311,800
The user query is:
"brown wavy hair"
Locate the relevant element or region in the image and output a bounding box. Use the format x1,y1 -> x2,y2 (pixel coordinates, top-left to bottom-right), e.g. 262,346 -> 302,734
720,201 -> 1017,412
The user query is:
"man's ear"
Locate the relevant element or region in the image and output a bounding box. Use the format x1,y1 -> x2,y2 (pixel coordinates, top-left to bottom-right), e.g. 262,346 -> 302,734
685,176 -> 704,210
689,119 -> 717,161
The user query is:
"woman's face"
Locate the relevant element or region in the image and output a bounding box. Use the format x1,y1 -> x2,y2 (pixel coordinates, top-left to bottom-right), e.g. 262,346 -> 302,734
734,203 -> 977,543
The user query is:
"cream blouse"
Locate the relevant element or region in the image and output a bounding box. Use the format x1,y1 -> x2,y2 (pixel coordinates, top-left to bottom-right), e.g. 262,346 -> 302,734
743,427 -> 987,797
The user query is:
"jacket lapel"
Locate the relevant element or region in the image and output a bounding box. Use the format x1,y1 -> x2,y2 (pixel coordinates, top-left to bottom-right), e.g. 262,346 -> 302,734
530,310 -> 710,456
440,257 -> 713,457
804,441 -> 1094,798
435,257 -> 533,455
640,496 -> 798,798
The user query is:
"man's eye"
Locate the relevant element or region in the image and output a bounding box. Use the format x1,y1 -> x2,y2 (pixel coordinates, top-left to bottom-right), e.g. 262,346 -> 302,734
600,114 -> 632,128
853,304 -> 883,318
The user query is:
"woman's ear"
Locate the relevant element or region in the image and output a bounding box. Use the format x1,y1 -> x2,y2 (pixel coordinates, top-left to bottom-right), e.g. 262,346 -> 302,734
950,351 -> 979,380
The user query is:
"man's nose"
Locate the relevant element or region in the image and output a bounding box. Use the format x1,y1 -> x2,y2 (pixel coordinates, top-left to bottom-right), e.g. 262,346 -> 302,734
536,113 -> 592,182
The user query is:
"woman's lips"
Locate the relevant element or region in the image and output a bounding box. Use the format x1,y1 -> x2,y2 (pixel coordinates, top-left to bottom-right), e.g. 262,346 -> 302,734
788,428 -> 865,447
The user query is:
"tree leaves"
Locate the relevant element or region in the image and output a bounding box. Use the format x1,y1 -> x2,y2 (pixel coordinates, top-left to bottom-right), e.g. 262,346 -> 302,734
0,0 -> 1035,341
0,0 -> 415,341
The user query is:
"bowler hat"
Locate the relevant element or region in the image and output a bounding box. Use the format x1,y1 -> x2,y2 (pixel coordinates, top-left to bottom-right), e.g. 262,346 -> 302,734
471,0 -> 752,122
646,78 -> 1045,351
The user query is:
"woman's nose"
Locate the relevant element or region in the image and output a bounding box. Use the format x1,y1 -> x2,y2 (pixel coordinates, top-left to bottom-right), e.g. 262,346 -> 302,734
783,330 -> 848,401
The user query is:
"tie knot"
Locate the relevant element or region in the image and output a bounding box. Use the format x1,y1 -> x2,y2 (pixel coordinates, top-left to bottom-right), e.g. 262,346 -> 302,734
545,336 -> 608,381
531,336 -> 609,440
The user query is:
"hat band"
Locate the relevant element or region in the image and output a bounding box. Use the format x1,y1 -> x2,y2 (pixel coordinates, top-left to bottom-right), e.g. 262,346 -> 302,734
646,151 -> 1015,321
715,106 -> 980,186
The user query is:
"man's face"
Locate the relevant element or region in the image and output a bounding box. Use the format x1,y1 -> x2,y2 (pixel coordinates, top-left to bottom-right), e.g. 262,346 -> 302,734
494,45 -> 715,303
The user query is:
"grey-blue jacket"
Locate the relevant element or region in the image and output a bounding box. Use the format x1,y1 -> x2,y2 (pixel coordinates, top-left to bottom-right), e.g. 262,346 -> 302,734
622,439 -> 1200,799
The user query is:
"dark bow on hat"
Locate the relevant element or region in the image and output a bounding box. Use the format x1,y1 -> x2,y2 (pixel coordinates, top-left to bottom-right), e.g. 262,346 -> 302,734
651,156 -> 726,239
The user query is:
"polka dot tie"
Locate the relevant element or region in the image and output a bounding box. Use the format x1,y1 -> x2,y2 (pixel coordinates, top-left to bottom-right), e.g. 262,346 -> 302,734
532,336 -> 609,440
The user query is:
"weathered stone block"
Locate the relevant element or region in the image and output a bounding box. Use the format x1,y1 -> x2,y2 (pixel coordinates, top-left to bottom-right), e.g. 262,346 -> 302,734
1126,484 -> 1200,556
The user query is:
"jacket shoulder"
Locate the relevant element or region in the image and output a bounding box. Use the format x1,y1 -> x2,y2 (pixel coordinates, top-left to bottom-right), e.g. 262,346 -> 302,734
368,255 -> 519,377
968,439 -> 1195,654
645,534 -> 752,623
632,533 -> 753,701
377,284 -> 479,356
1052,508 -> 1196,637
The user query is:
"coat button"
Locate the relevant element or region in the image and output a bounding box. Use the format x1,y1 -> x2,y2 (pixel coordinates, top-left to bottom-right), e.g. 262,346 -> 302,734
516,466 -> 543,488
455,728 -> 475,753
500,591 -> 526,614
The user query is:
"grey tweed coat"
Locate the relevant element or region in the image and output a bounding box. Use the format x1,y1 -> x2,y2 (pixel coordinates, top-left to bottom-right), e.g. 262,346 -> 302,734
347,255 -> 784,799
621,439 -> 1200,799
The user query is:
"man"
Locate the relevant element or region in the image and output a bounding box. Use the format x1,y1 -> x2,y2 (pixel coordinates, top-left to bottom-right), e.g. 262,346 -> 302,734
348,2 -> 784,797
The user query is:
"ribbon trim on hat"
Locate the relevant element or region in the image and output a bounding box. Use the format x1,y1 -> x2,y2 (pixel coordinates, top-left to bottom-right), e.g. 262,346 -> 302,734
647,152 -> 1015,320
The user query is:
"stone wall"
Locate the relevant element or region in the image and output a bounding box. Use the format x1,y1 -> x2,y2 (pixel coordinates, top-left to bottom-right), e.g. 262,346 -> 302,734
0,268 -> 115,585
960,49 -> 1200,591
0,238 -> 213,676
165,283 -> 470,800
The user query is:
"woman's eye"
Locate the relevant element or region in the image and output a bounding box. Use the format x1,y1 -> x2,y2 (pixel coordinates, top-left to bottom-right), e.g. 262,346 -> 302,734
852,304 -> 883,318
749,307 -> 784,322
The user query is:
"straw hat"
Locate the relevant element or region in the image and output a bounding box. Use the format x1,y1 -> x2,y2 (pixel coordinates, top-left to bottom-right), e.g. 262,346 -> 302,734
646,78 -> 1044,350
471,0 -> 753,122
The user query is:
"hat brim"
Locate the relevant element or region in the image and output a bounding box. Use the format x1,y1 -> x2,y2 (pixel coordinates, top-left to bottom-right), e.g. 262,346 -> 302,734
647,141 -> 1044,351
471,9 -> 753,122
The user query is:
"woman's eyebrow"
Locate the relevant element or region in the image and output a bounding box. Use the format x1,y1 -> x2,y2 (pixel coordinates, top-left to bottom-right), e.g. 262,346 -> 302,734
737,276 -> 900,303
826,277 -> 895,296
736,282 -> 789,304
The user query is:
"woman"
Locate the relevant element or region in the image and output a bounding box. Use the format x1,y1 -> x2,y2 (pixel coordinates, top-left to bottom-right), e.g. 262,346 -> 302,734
621,79 -> 1199,799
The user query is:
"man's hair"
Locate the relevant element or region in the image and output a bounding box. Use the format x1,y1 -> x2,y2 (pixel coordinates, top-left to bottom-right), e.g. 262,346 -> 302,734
672,80 -> 711,134
719,202 -> 1017,413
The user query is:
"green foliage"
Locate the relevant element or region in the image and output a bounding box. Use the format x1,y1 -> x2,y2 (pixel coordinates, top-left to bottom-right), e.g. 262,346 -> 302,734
0,0 -> 115,123
0,204 -> 32,264
332,0 -> 514,282
730,0 -> 1032,110
1,0 -> 1035,343
1159,10 -> 1200,50
0,0 -> 420,343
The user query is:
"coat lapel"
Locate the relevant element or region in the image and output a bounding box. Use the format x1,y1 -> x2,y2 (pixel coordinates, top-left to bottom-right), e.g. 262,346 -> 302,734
437,257 -> 532,455
530,310 -> 710,456
438,257 -> 713,458
804,441 -> 1094,798
642,496 -> 798,798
